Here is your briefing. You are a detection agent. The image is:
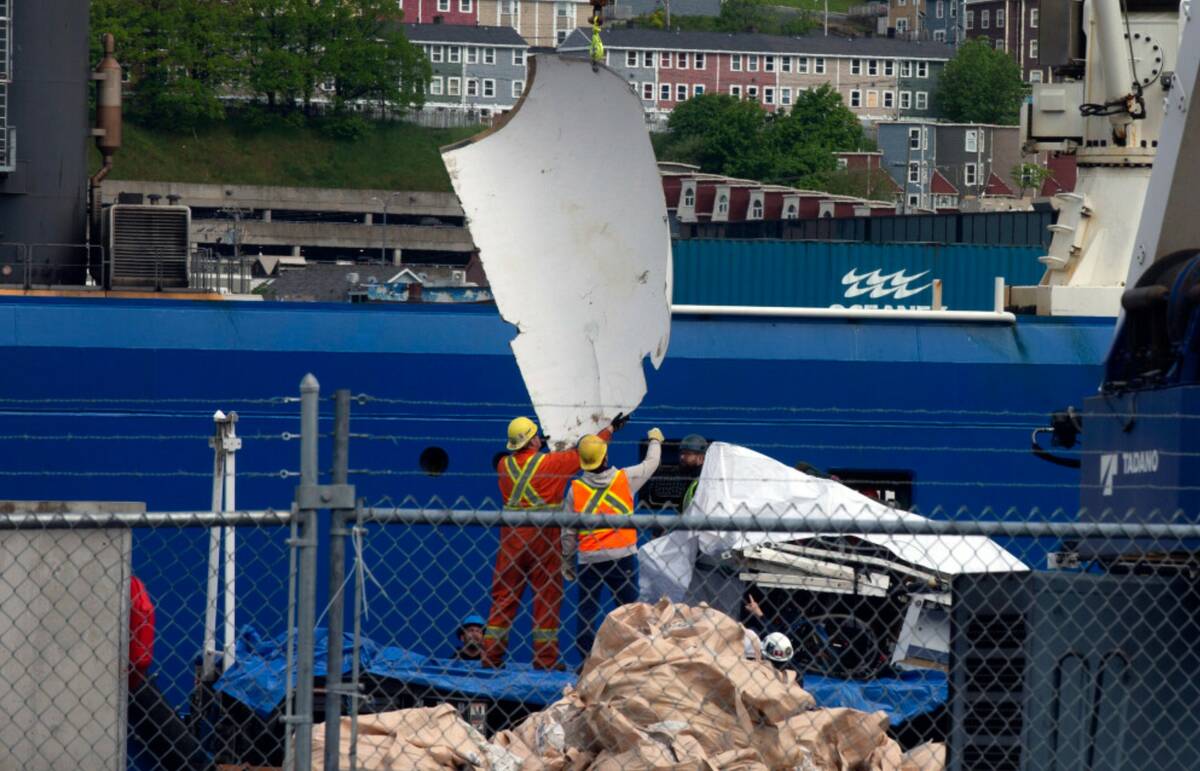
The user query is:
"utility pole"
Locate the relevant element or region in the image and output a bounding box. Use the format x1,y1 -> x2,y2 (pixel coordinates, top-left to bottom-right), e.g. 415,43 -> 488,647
824,0 -> 829,36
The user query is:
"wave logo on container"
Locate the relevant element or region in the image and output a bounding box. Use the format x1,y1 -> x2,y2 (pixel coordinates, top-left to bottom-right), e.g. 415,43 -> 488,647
841,268 -> 934,300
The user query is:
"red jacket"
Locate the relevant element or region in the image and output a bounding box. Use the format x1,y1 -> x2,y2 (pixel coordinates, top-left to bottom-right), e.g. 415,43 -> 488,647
130,577 -> 155,672
497,428 -> 614,507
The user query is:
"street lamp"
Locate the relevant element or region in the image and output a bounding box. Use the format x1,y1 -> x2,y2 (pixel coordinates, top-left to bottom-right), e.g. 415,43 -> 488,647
370,192 -> 403,265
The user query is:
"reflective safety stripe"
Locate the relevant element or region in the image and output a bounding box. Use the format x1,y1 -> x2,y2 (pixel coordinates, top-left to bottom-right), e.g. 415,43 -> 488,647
531,627 -> 559,642
504,454 -> 549,510
577,479 -> 633,535
484,625 -> 510,640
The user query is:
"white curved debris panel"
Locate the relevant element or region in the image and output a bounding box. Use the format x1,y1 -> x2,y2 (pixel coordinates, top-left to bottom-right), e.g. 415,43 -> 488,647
640,443 -> 1028,604
442,54 -> 672,447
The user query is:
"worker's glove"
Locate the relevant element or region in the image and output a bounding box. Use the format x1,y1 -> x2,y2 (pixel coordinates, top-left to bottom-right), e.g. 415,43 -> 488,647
647,427 -> 664,443
610,412 -> 630,432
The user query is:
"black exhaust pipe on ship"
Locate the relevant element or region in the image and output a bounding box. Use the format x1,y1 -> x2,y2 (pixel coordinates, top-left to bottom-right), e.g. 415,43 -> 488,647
89,32 -> 122,286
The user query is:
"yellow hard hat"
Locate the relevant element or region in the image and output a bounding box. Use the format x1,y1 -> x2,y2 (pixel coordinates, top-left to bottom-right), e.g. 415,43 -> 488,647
506,416 -> 538,451
578,434 -> 608,471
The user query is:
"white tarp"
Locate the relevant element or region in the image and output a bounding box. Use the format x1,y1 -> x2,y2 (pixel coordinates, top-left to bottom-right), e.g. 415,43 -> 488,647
442,55 -> 672,447
640,443 -> 1028,604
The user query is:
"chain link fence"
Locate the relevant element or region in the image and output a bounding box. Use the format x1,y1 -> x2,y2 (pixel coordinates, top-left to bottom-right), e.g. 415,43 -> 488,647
0,378 -> 1198,769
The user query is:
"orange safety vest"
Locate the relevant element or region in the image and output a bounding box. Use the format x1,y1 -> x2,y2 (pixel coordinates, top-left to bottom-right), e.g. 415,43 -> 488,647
572,471 -> 637,553
503,454 -> 553,510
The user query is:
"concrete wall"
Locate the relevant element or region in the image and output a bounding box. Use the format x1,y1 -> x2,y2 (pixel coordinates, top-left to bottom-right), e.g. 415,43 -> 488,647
0,501 -> 137,771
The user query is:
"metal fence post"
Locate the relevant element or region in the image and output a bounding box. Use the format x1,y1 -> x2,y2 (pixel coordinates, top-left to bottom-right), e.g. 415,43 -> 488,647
293,373 -> 320,771
324,389 -> 351,771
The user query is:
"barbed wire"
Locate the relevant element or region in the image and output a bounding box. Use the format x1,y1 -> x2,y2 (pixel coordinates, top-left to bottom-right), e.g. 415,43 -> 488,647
0,396 -> 298,405
0,469 -> 300,479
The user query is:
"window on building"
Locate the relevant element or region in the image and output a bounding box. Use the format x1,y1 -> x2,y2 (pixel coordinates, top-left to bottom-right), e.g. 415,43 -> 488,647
483,79 -> 495,97
964,162 -> 978,186
661,51 -> 672,67
644,51 -> 655,67
751,199 -> 764,218
764,87 -> 775,105
900,61 -> 912,78
785,203 -> 798,219
852,58 -> 862,75
765,55 -> 775,72
850,90 -> 862,108
466,78 -> 478,96
513,49 -> 525,66
908,162 -> 920,184
484,47 -> 495,64
995,38 -> 1005,50
897,18 -> 909,32
885,60 -> 895,76
502,0 -> 517,13
781,87 -> 792,106
556,0 -> 571,16
899,0 -> 906,5
868,59 -> 879,76
915,91 -> 928,109
1031,8 -> 1039,27
899,90 -> 911,109
815,57 -> 826,74
693,84 -> 705,96
747,85 -> 759,99
1029,69 -> 1043,83
448,77 -> 461,96
430,76 -> 444,96
731,54 -> 742,71
695,52 -> 706,69
748,55 -> 759,72
459,0 -> 472,11
867,89 -> 878,107
908,193 -> 920,208
950,0 -> 956,15
437,0 -> 449,10
431,45 -> 444,63
452,46 -> 465,63
730,85 -> 742,97
883,90 -> 894,108
677,83 -> 688,101
965,129 -> 977,152
836,157 -> 848,169
965,10 -> 973,28
661,83 -> 671,100
467,47 -> 479,64
934,29 -> 946,41
936,0 -> 943,18
642,82 -> 653,100
981,9 -> 989,28
782,56 -> 792,73
717,194 -> 729,214
798,56 -> 809,73
679,53 -> 689,69
996,8 -> 1005,27
1030,39 -> 1038,58
909,127 -> 921,149
512,80 -> 524,98
626,51 -> 638,67
917,61 -> 928,78
683,188 -> 695,207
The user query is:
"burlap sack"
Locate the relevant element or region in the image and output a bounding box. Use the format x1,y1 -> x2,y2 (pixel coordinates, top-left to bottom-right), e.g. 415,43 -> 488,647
900,742 -> 945,771
312,704 -> 521,771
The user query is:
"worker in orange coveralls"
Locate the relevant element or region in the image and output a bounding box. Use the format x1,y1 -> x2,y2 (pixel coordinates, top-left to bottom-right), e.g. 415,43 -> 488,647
483,413 -> 627,669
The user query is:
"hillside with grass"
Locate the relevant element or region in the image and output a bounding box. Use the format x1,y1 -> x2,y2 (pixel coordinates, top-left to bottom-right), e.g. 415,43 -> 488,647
90,116 -> 482,192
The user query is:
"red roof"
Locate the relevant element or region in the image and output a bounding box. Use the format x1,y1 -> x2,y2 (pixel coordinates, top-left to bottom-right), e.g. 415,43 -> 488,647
985,172 -> 1015,197
930,171 -> 959,195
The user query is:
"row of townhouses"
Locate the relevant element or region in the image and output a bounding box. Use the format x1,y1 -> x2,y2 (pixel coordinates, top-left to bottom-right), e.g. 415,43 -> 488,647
407,24 -> 955,124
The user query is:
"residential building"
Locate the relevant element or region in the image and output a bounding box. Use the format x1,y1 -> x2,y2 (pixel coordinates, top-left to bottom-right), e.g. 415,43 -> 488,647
558,28 -> 953,125
833,151 -> 903,199
876,120 -> 1023,210
406,25 -> 529,119
965,0 -> 1045,82
888,0 -> 967,45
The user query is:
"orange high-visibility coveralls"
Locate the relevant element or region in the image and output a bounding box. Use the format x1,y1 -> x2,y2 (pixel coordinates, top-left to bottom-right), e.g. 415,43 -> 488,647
483,427 -> 612,668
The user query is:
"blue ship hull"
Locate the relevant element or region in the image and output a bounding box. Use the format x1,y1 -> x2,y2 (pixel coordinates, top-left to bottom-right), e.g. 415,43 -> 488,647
0,296 -> 1113,708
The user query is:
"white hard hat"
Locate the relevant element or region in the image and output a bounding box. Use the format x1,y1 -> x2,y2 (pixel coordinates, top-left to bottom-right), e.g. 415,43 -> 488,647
762,632 -> 794,663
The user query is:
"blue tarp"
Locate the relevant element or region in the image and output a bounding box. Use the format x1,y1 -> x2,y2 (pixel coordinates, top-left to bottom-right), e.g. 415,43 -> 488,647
214,627 -> 574,717
803,670 -> 947,726
217,627 -> 946,725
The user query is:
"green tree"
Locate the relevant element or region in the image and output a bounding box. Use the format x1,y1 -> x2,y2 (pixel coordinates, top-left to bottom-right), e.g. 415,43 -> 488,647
762,85 -> 868,186
664,94 -> 771,177
935,39 -> 1026,124
323,0 -> 430,113
1012,162 -> 1051,196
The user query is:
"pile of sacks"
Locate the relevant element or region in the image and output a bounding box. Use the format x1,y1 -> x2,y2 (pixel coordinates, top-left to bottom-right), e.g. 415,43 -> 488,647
314,599 -> 945,770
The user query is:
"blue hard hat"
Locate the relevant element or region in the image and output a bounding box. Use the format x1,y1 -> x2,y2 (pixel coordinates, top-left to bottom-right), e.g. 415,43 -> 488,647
460,614 -> 486,630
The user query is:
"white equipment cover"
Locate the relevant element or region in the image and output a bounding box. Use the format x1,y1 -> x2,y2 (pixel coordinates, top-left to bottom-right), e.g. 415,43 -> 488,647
640,443 -> 1028,604
442,55 -> 672,447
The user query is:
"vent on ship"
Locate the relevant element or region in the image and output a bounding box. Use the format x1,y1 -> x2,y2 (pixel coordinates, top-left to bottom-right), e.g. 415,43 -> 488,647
104,204 -> 191,289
